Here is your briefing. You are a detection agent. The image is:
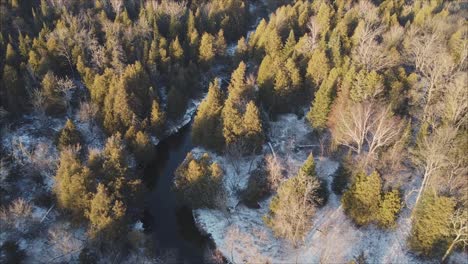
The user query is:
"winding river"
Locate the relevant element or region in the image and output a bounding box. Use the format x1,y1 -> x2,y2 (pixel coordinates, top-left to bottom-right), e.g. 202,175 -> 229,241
142,123 -> 209,263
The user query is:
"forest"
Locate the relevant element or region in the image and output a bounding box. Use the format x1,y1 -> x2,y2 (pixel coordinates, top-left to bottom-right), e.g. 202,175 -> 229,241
0,0 -> 466,263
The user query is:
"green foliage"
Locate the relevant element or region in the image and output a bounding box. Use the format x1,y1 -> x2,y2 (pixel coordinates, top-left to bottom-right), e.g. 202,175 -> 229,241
54,148 -> 91,220
87,184 -> 127,240
223,62 -> 263,152
342,171 -> 382,226
199,32 -> 215,66
377,190 -> 402,228
409,193 -> 455,257
332,163 -> 351,195
306,48 -> 330,88
342,171 -> 402,227
264,156 -> 322,244
41,71 -> 66,115
242,101 -> 265,152
57,119 -> 82,151
307,68 -> 339,129
174,152 -> 224,209
192,79 -> 225,151
150,99 -> 166,135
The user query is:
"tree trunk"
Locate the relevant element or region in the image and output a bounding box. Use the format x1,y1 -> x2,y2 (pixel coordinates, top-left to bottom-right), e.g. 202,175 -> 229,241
441,238 -> 457,263
411,170 -> 429,219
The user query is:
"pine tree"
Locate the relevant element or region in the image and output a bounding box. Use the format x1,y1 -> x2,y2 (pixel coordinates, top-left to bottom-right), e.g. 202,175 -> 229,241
57,119 -> 82,151
170,37 -> 184,63
342,171 -> 382,226
150,99 -> 165,135
54,148 -> 91,220
174,152 -> 224,209
306,68 -> 339,129
87,184 -> 127,240
282,30 -> 296,58
1,65 -> 25,113
101,133 -> 127,182
265,28 -> 282,56
199,32 -> 215,66
192,79 -> 225,151
307,48 -> 330,87
235,36 -> 248,63
42,71 -> 65,114
132,130 -> 155,165
214,29 -> 227,57
222,62 -> 256,148
243,101 -> 265,152
377,190 -> 402,228
409,193 -> 455,257
5,43 -> 18,66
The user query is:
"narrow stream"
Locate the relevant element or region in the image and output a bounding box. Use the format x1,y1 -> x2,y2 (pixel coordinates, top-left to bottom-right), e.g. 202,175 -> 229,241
142,124 -> 209,263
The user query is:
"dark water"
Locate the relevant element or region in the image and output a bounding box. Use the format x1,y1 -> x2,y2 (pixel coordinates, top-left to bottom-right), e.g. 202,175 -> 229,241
142,124 -> 209,263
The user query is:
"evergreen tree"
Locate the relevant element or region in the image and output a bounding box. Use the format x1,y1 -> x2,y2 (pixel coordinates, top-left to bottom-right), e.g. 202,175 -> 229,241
174,153 -> 224,209
42,71 -> 65,114
377,190 -> 402,228
150,99 -> 165,135
235,36 -> 248,63
54,148 -> 91,220
57,119 -> 82,151
342,171 -> 382,226
214,29 -> 227,57
342,171 -> 402,227
170,37 -> 184,63
242,101 -> 265,152
409,193 -> 455,257
5,43 -> 18,66
192,79 -> 224,151
306,68 -> 339,129
1,65 -> 25,113
199,32 -> 215,66
282,30 -> 296,58
132,130 -> 155,165
87,184 -> 127,240
307,48 -> 330,88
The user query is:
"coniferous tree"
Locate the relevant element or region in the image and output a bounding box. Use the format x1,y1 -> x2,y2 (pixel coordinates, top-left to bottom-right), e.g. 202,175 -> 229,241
342,171 -> 382,226
150,99 -> 165,136
57,119 -> 82,151
174,152 -> 224,209
54,148 -> 91,220
242,101 -> 264,152
192,79 -> 224,151
1,64 -> 26,113
199,32 -> 215,66
170,37 -> 184,63
87,184 -> 127,240
307,68 -> 339,129
409,193 -> 456,257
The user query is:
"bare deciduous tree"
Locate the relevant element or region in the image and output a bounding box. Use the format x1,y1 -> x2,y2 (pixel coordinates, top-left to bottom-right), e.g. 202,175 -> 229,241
305,16 -> 320,51
405,24 -> 456,120
442,208 -> 468,262
31,88 -> 47,120
331,102 -> 403,167
353,22 -> 400,72
411,125 -> 457,217
265,154 -> 284,191
57,77 -> 75,113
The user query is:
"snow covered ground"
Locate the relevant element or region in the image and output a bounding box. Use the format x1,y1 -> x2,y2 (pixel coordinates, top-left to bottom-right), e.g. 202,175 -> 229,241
192,114 -> 465,264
